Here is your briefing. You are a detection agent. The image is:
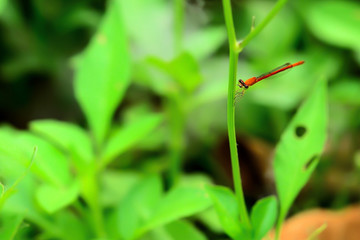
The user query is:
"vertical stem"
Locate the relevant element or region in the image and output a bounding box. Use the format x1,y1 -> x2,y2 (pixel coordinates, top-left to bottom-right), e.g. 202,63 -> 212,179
275,213 -> 285,240
168,0 -> 185,187
82,165 -> 106,238
222,0 -> 250,227
168,97 -> 185,187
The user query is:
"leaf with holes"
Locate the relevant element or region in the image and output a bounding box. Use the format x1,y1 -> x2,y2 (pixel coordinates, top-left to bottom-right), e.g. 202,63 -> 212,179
274,78 -> 327,223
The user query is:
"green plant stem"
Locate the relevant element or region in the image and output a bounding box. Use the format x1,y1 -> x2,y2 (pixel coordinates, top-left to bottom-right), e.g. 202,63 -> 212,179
168,0 -> 185,187
82,166 -> 106,238
223,0 -> 289,231
222,0 -> 250,227
167,97 -> 185,187
174,0 -> 184,54
238,0 -> 288,52
275,213 -> 285,240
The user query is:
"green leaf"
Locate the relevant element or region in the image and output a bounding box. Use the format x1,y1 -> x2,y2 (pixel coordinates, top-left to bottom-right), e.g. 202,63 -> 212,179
168,52 -> 202,93
0,213 -> 24,240
162,220 -> 206,240
306,1 -> 360,50
140,186 -> 212,236
330,79 -> 360,105
101,113 -> 163,167
100,170 -> 140,207
36,181 -> 80,213
117,175 -> 163,240
53,211 -> 89,240
183,26 -> 226,61
274,78 -> 327,221
206,186 -> 246,240
0,146 -> 36,210
0,127 -> 71,187
74,0 -> 131,146
30,120 -> 93,165
250,196 -> 277,240
149,52 -> 202,93
17,133 -> 71,187
0,0 -> 7,13
121,0 -> 173,59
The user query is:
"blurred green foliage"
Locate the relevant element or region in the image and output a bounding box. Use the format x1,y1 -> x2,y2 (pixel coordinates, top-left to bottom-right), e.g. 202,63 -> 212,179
0,0 -> 359,239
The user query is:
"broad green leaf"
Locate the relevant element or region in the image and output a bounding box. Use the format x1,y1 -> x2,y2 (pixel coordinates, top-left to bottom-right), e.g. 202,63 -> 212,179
74,0 -> 130,146
306,1 -> 360,50
139,186 -> 212,236
1,174 -> 45,230
0,147 -> 36,210
0,127 -> 71,187
17,133 -> 71,187
36,181 -> 80,213
121,0 -> 173,59
0,213 -> 23,240
52,208 -> 90,240
30,120 -> 93,165
0,0 -> 6,13
148,52 -> 202,93
117,175 -> 163,240
330,79 -> 360,105
274,78 -> 327,221
100,170 -> 140,207
101,113 -> 163,167
196,208 -> 223,233
178,174 -> 213,188
168,52 -> 202,93
183,26 -> 226,61
206,186 -> 246,240
250,196 -> 277,240
152,220 -> 206,240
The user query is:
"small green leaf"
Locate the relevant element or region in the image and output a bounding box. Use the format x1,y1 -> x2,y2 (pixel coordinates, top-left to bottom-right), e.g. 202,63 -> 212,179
52,211 -> 89,240
30,120 -> 93,165
274,78 -> 327,221
74,0 -> 131,146
149,53 -> 202,93
183,26 -> 226,61
330,79 -> 360,105
36,181 -> 80,213
117,175 -> 163,240
162,220 -> 207,240
250,196 -> 277,240
206,186 -> 247,240
100,170 -> 141,207
140,186 -> 212,236
101,113 -> 163,167
306,1 -> 360,50
0,213 -> 24,240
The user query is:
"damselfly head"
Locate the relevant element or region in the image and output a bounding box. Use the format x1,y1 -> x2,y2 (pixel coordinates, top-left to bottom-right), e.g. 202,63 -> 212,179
238,79 -> 248,89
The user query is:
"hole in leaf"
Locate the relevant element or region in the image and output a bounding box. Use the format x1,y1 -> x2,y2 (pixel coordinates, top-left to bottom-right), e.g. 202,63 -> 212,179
303,155 -> 318,171
295,126 -> 306,137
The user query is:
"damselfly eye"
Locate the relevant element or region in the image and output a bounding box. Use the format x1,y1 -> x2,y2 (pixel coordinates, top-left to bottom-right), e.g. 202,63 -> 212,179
238,79 -> 248,89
